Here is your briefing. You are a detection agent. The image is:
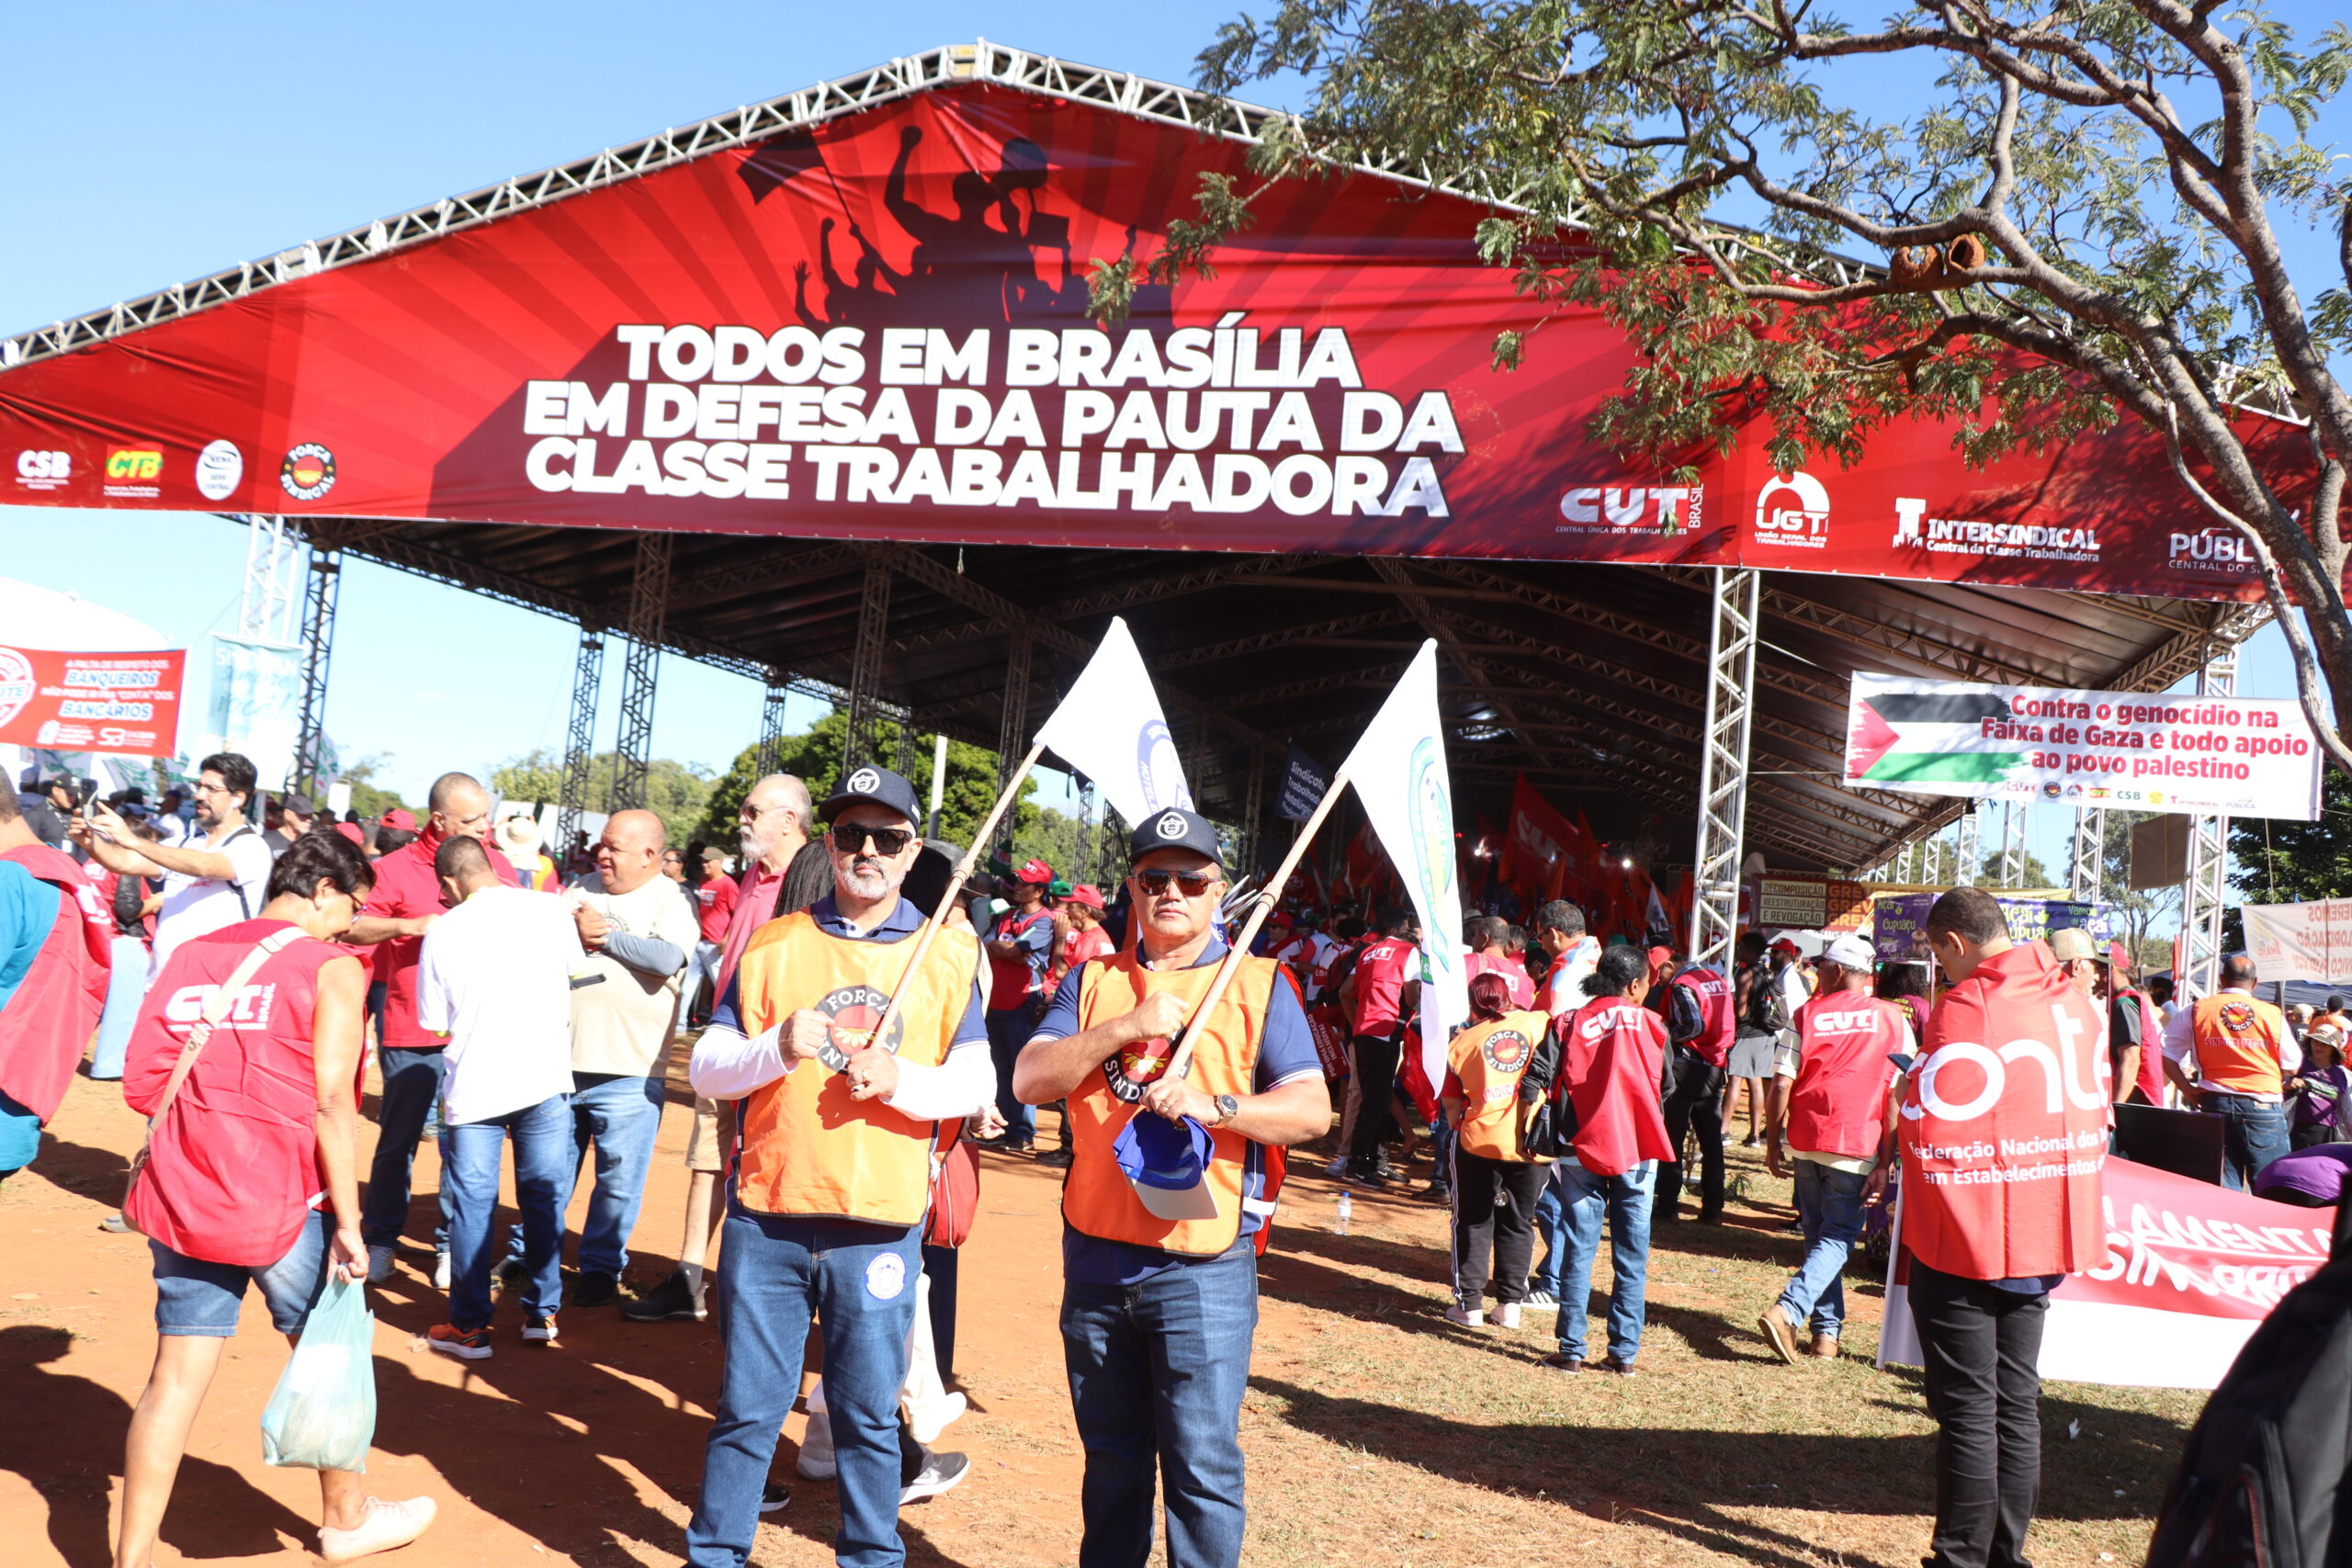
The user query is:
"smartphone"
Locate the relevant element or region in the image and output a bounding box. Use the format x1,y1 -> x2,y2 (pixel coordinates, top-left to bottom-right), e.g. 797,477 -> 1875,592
1887,1051 -> 1917,1075
75,776 -> 99,809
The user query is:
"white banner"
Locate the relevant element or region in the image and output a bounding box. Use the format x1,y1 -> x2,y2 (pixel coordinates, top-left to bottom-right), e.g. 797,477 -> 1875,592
2243,898 -> 2352,985
1341,640 -> 1468,1072
1846,671 -> 2322,820
1034,615 -> 1191,829
205,635 -> 303,789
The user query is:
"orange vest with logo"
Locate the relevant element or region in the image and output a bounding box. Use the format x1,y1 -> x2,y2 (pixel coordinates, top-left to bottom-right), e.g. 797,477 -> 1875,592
1448,1010 -> 1551,1162
731,910 -> 980,1225
1062,949 -> 1275,1257
2192,992 -> 2290,1096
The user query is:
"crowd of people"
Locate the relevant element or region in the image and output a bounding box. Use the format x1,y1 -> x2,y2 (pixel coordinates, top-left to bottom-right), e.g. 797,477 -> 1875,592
0,747 -> 2341,1568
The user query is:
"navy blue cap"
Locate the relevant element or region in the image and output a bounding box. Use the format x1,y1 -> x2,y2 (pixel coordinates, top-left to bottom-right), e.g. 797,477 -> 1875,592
1128,807 -> 1224,872
818,764 -> 923,826
1113,1112 -> 1222,1221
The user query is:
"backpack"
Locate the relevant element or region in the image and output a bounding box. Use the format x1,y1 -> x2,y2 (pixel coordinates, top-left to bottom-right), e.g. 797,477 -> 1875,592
2146,1208 -> 2352,1568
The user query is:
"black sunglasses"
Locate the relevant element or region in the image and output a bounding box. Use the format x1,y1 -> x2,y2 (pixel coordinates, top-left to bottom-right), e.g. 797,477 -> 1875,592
831,823 -> 916,856
1136,868 -> 1218,896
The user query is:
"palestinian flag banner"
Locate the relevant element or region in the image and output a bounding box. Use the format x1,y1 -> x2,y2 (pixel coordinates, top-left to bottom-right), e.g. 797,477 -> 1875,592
1843,672 -> 2323,821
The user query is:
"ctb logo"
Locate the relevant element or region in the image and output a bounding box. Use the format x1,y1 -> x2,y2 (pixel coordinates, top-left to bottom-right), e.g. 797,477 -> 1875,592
105,448 -> 162,480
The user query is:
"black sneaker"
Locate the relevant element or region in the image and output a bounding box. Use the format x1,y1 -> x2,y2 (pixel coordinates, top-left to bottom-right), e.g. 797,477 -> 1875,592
1345,1166 -> 1389,1189
1035,1147 -> 1073,1168
621,1271 -> 705,1323
901,1450 -> 970,1504
493,1255 -> 528,1290
572,1270 -> 620,1309
759,1483 -> 791,1514
1423,1182 -> 1453,1203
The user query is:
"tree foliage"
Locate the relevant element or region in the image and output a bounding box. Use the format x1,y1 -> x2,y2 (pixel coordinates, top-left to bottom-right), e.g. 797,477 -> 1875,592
336,754 -> 408,819
1115,1 -> 2352,767
688,709 -> 1040,853
2232,766 -> 2352,903
490,749 -> 715,852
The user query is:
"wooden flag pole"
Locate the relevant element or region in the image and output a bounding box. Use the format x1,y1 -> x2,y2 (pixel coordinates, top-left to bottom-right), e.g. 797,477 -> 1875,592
861,739 -> 1048,1061
1164,767 -> 1352,1083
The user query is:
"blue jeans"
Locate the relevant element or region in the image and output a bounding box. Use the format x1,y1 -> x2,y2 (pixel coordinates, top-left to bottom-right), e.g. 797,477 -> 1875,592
361,1045 -> 454,1248
2207,1093 -> 2291,1191
560,1072 -> 664,1277
89,933 -> 151,1079
1061,1239 -> 1256,1568
989,998 -> 1044,1145
1776,1159 -> 1871,1337
1531,1167 -> 1569,1295
445,1095 -> 572,1327
1555,1157 -> 1655,1366
685,1206 -> 922,1568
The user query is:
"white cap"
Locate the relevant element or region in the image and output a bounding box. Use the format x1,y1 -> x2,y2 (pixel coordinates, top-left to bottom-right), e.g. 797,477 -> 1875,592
1822,932 -> 1876,970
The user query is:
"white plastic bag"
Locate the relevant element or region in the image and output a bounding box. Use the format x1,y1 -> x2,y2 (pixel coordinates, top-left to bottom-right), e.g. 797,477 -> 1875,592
260,1275 -> 377,1472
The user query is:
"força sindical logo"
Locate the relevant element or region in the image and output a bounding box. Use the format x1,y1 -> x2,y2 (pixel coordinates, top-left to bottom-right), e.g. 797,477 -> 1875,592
280,443 -> 336,501
810,983 -> 905,1072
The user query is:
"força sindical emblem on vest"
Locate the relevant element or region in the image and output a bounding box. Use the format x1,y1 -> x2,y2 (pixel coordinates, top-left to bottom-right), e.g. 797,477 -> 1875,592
1481,1026 -> 1532,1075
2217,998 -> 2258,1034
813,984 -> 907,1071
1108,1033 -> 1178,1103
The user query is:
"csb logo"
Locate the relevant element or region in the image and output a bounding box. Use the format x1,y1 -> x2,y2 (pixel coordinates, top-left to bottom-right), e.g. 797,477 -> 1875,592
14,450 -> 71,489
1752,471 -> 1831,547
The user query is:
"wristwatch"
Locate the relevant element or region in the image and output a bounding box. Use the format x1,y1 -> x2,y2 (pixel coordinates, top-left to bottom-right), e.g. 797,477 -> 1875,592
1210,1093 -> 1240,1127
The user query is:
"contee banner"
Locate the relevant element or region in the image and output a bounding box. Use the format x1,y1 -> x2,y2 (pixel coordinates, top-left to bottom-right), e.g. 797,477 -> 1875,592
1846,671 -> 2324,820
1882,1157 -> 2338,1391
0,81 -> 2314,599
0,645 -> 185,758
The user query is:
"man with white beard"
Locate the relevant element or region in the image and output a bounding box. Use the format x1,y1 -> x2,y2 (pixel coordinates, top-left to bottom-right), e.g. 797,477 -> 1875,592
628,773 -> 830,1323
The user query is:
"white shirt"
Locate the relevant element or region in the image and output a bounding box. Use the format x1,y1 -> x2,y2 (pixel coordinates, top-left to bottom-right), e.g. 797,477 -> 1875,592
417,885 -> 587,1123
1544,936 -> 1600,1018
150,823 -> 274,977
2162,987 -> 2301,1100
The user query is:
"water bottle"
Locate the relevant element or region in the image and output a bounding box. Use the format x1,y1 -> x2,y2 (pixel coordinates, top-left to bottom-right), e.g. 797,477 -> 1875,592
1334,1190 -> 1352,1235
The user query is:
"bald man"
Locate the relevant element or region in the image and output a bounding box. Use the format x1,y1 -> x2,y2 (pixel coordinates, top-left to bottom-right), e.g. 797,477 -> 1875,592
551,808 -> 705,1308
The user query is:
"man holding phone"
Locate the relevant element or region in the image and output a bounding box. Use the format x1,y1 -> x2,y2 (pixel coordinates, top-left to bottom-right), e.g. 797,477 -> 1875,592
74,752 -> 272,977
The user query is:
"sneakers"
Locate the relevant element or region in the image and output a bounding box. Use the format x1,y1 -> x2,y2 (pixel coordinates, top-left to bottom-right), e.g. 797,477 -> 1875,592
98,1212 -> 131,1235
432,1250 -> 450,1291
1324,1156 -> 1350,1179
1522,1288 -> 1560,1308
571,1270 -> 620,1309
1756,1303 -> 1804,1366
901,1450 -> 970,1504
425,1324 -> 492,1361
319,1495 -> 437,1562
621,1271 -> 707,1323
523,1314 -> 559,1346
1444,1303 -> 1486,1328
366,1245 -> 397,1284
759,1482 -> 791,1513
1035,1147 -> 1074,1168
1495,1303 -> 1522,1330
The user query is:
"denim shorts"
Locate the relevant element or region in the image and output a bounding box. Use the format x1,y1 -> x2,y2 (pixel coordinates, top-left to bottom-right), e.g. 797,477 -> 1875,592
152,1210 -> 333,1337
0,1088 -> 40,1173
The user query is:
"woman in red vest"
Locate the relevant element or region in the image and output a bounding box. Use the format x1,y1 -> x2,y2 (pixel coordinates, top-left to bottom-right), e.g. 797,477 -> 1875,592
1441,971 -> 1555,1329
1541,944 -> 1674,1375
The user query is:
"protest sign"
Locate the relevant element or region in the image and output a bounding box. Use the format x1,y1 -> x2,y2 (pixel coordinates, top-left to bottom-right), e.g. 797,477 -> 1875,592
0,644 -> 185,758
1871,892 -> 2111,964
2242,898 -> 2352,985
1274,744 -> 1329,824
1846,672 -> 2322,819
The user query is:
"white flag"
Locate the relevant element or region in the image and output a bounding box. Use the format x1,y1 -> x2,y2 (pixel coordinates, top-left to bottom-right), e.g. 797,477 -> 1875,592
1341,640 -> 1467,1075
1035,616 -> 1192,827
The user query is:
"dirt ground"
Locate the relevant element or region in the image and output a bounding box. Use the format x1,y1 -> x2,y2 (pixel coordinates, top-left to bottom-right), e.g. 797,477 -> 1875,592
0,1061 -> 2198,1568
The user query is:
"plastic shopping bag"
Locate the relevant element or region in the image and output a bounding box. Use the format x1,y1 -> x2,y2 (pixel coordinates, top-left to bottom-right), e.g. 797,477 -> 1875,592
260,1275 -> 377,1472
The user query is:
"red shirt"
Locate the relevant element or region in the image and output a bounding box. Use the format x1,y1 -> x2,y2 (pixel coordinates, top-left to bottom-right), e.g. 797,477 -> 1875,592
1064,923 -> 1114,974
359,831 -> 517,1049
717,861 -> 790,996
1351,938 -> 1417,1036
1464,950 -> 1535,1010
695,874 -> 741,945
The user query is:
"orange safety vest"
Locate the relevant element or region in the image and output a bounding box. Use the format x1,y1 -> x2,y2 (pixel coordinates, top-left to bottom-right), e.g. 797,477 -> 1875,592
731,910 -> 980,1226
1062,949 -> 1275,1257
2191,992 -> 2290,1096
1448,1010 -> 1551,1162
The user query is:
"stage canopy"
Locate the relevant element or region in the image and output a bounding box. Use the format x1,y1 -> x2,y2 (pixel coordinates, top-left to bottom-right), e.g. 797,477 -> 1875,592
0,42 -> 2287,873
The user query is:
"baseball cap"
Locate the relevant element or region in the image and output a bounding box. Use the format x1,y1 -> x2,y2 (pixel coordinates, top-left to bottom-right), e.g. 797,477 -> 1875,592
1129,807 -> 1225,871
334,821 -> 367,848
278,790 -> 317,818
1112,1111 -> 1221,1222
700,844 -> 729,864
2106,941 -> 2132,972
817,764 -> 922,826
380,807 -> 417,831
2048,927 -> 2098,963
1770,937 -> 1800,956
1646,944 -> 1675,970
1822,933 -> 1876,970
1065,883 -> 1105,909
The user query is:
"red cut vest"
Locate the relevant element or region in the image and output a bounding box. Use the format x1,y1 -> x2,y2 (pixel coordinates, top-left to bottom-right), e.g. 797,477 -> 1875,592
987,908 -> 1052,1009
1559,998 -> 1674,1177
121,919 -> 351,1265
1448,1010 -> 1550,1162
1670,965 -> 1736,1066
1063,950 -> 1275,1257
0,842 -> 112,1122
1788,993 -> 1906,1159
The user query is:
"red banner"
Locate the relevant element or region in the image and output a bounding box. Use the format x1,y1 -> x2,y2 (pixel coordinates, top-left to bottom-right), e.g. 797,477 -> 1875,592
0,85 -> 2310,600
1505,774 -> 1583,903
0,645 -> 185,757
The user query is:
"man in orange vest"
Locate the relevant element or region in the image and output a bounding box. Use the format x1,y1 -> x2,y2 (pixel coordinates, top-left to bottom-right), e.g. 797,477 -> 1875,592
684,766 -> 993,1568
1902,888 -> 2107,1568
2161,952 -> 2298,1190
1012,807 -> 1329,1568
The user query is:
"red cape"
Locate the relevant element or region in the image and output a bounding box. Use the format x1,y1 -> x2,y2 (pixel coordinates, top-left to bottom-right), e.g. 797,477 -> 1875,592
0,843 -> 114,1122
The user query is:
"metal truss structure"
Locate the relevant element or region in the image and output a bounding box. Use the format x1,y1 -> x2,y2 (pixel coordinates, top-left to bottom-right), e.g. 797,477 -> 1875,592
1996,800 -> 2028,889
1954,809 -> 1981,887
1687,570 -> 1758,972
758,668 -> 790,778
609,535 -> 671,812
238,515 -> 304,646
995,629 -> 1033,856
289,550 -> 341,795
842,563 -> 894,777
554,626 -> 605,857
2069,807 -> 2105,901
2179,638 -> 2243,997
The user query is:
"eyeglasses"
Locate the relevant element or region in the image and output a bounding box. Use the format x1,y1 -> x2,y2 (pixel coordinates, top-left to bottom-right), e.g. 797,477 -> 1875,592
831,823 -> 916,856
1136,869 -> 1218,897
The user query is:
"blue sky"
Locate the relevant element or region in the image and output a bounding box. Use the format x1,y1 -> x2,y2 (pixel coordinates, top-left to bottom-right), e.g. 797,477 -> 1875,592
0,0 -> 2336,878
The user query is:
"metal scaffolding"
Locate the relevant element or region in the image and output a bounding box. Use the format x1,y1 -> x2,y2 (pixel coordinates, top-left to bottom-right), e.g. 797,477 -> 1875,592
1954,808 -> 1981,886
842,562 -> 893,776
609,533 -> 671,811
2178,638 -> 2240,997
1996,800 -> 2028,888
1685,569 -> 1759,973
554,626 -> 605,860
994,629 -> 1033,856
237,514 -> 305,646
289,550 -> 341,795
758,667 -> 789,777
2068,807 -> 2105,901
1240,747 -> 1266,876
